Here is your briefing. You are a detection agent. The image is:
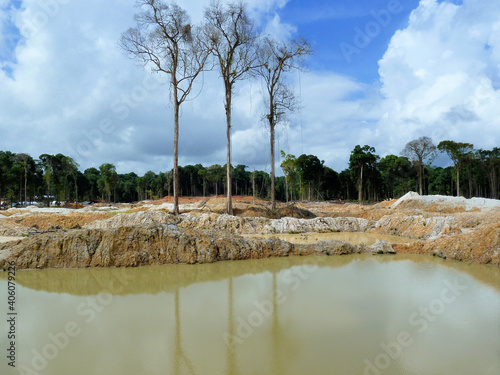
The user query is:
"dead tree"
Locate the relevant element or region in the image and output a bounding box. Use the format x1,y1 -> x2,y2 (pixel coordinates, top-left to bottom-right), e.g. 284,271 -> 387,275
120,0 -> 208,215
255,37 -> 311,210
203,0 -> 257,215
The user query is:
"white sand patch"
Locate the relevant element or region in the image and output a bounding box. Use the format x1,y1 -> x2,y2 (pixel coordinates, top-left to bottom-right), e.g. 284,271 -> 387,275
391,192 -> 500,211
0,236 -> 24,244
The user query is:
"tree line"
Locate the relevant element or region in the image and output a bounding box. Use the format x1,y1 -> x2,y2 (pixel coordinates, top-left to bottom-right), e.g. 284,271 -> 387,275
1,138 -> 497,207
0,151 -> 274,205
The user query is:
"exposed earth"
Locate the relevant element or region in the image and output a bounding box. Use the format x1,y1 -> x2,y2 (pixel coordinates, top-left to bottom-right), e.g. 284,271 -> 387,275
0,192 -> 499,269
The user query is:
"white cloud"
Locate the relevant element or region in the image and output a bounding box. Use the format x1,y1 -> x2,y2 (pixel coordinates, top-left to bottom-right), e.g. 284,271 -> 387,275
377,0 -> 500,153
262,13 -> 296,41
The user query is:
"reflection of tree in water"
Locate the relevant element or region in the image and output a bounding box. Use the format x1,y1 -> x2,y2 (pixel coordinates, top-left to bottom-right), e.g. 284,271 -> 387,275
225,272 -> 288,375
271,270 -> 302,374
272,272 -> 282,374
169,267 -> 305,375
173,288 -> 196,375
225,276 -> 237,375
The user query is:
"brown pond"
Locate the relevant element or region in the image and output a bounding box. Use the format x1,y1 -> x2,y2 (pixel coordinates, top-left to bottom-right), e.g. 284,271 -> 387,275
0,255 -> 498,375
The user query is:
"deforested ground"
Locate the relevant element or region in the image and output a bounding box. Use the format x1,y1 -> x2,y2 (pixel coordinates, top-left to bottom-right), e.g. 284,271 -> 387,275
0,192 -> 499,269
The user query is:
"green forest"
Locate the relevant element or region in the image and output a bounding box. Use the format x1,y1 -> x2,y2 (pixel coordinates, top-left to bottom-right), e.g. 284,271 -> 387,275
1,139 -> 498,207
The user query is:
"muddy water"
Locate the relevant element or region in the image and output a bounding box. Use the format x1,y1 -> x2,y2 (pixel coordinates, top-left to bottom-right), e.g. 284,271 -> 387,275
242,232 -> 415,245
0,255 -> 498,375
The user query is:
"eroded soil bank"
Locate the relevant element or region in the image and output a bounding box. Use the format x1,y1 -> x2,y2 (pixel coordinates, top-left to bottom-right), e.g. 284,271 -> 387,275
0,192 -> 499,269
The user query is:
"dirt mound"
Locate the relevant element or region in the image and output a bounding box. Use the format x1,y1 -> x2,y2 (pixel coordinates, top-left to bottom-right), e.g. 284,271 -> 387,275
7,212 -> 114,231
0,209 -> 23,217
277,205 -> 316,219
62,203 -> 85,209
374,199 -> 398,208
297,201 -> 392,221
233,205 -> 278,218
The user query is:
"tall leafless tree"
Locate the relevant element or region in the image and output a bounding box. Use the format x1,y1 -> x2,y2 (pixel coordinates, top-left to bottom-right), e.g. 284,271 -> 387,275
203,0 -> 257,215
255,37 -> 311,210
402,136 -> 437,195
120,0 -> 208,215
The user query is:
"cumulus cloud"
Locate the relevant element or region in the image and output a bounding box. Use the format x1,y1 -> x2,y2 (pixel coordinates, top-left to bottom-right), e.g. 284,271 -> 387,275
262,13 -> 296,41
377,0 -> 500,154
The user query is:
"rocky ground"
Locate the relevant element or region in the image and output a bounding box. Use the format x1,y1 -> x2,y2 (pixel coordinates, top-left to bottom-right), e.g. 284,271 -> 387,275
0,192 -> 499,269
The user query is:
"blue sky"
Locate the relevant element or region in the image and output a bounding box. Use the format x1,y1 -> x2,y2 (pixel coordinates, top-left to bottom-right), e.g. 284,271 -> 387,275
0,0 -> 21,76
280,0 -> 420,82
0,0 -> 499,175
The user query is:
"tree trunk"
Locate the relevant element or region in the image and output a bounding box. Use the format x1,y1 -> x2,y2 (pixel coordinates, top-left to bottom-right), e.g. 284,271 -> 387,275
450,174 -> 453,196
74,176 -> 78,206
299,174 -> 302,201
24,167 -> 28,205
270,121 -> 275,210
225,87 -> 233,215
456,164 -> 460,197
173,92 -> 180,215
285,177 -> 288,203
419,163 -> 423,195
468,171 -> 473,198
491,170 -> 495,199
358,164 -> 363,203
252,168 -> 255,205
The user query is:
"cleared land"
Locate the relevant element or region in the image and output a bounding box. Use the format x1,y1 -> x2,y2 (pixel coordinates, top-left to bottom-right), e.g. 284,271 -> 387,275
0,192 -> 498,268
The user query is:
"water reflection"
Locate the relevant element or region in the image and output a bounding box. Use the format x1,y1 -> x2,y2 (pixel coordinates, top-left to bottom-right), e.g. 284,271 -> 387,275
0,256 -> 498,375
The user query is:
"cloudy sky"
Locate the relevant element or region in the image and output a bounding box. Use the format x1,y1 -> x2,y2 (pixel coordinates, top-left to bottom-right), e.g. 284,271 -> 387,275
0,0 -> 499,175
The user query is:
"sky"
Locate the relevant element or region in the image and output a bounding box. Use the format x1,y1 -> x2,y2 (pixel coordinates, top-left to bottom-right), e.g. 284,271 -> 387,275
0,0 -> 499,175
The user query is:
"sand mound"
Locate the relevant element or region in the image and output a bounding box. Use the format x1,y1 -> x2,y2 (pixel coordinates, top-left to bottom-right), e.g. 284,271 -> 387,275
391,192 -> 500,213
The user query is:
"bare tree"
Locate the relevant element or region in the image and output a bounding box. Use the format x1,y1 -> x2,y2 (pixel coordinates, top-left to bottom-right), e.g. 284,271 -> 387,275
402,136 -> 437,195
120,0 -> 208,215
203,0 -> 257,215
255,37 -> 311,210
